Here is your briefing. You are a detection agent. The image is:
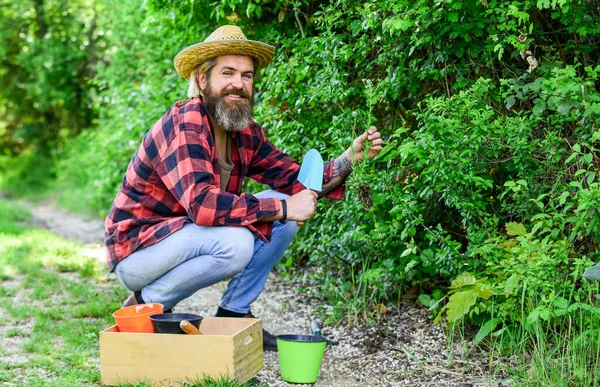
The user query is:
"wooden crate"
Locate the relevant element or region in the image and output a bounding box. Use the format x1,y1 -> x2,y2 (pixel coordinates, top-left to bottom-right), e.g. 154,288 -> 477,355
100,317 -> 263,386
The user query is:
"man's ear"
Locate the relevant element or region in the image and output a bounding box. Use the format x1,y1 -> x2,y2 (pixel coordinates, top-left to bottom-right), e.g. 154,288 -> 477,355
197,72 -> 207,91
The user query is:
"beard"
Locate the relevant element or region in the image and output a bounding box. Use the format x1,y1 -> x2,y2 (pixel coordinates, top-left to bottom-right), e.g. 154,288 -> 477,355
203,81 -> 254,133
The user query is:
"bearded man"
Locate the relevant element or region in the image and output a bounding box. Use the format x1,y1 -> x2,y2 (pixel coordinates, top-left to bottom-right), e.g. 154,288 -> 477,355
104,25 -> 382,351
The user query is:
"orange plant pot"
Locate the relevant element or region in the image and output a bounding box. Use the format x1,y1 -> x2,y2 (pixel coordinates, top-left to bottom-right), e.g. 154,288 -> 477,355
113,303 -> 164,333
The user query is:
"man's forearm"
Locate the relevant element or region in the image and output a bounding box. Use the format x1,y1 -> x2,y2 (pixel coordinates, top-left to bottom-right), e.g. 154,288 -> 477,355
320,150 -> 353,196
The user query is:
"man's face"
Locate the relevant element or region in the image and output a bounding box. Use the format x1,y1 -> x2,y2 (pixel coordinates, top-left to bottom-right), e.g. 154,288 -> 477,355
200,55 -> 255,132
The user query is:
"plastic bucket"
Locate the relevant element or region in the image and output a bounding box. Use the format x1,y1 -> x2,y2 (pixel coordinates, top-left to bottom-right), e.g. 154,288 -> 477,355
149,313 -> 204,334
276,334 -> 327,384
112,303 -> 164,333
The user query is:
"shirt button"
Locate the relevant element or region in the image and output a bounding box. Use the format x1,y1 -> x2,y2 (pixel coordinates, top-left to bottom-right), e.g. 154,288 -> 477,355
243,220 -> 249,225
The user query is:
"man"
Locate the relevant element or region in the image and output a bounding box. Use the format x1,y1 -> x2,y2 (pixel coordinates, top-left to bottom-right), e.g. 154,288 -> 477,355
104,25 -> 382,350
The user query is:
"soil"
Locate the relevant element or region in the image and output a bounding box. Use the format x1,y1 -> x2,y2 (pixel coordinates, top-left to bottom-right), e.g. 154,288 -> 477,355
20,199 -> 505,386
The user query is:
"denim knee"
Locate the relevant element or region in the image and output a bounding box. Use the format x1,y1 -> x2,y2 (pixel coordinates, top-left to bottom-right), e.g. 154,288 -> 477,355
216,229 -> 254,277
281,219 -> 300,236
114,264 -> 152,292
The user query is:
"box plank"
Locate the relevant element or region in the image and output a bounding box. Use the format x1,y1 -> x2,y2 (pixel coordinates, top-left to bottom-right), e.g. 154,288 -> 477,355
231,318 -> 263,382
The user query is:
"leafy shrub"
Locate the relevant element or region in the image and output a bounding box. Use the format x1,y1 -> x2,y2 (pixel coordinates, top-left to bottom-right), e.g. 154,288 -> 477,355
3,0 -> 599,342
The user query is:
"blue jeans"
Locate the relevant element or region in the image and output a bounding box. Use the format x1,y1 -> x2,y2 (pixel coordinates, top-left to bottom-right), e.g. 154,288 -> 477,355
114,190 -> 299,312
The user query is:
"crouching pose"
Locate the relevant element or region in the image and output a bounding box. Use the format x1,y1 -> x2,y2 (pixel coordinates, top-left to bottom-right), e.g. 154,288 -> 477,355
104,25 -> 382,350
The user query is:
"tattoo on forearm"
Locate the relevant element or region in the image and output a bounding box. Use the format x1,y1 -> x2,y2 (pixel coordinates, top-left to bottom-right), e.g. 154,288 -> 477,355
319,155 -> 353,197
333,156 -> 353,180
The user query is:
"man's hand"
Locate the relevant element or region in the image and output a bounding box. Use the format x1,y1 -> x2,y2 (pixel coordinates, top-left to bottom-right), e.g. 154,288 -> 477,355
319,126 -> 383,195
285,189 -> 318,222
349,126 -> 383,164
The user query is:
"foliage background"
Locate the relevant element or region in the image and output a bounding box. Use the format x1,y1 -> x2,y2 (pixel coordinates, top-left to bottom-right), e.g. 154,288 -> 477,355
1,0 -> 600,365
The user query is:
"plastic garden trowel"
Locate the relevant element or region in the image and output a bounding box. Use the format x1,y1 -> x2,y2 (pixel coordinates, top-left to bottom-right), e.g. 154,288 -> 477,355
297,149 -> 324,192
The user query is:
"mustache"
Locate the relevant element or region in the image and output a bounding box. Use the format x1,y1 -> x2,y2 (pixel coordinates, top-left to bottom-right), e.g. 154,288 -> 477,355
219,87 -> 251,100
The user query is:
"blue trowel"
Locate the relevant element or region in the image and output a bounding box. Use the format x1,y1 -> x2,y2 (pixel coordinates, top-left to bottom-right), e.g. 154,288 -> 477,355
297,149 -> 324,192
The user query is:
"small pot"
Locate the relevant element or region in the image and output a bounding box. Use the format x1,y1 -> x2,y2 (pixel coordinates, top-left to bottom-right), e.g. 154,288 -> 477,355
113,303 -> 164,333
277,334 -> 327,383
149,313 -> 203,334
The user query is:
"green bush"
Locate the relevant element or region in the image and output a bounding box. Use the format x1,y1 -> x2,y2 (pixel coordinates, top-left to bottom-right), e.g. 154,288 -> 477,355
3,0 -> 600,345
0,151 -> 55,198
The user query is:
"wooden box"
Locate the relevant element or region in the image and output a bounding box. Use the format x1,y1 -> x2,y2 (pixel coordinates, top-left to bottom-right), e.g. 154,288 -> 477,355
100,317 -> 263,386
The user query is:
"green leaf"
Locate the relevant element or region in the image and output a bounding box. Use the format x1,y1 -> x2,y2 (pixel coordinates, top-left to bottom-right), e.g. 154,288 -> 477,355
565,152 -> 578,164
557,98 -> 576,115
558,192 -> 569,206
475,282 -> 493,299
447,289 -> 477,322
505,96 -> 516,110
506,222 -> 527,236
504,274 -> 520,295
450,273 -> 477,289
569,302 -> 592,312
473,318 -> 501,347
553,297 -> 569,310
526,309 -> 540,326
433,308 -> 444,324
552,309 -> 563,317
527,78 -> 543,92
404,259 -> 419,273
373,143 -> 397,161
494,44 -> 504,60
401,248 -> 414,258
583,264 -> 600,281
532,101 -> 546,116
418,293 -> 432,307
587,172 -> 595,185
389,18 -> 414,32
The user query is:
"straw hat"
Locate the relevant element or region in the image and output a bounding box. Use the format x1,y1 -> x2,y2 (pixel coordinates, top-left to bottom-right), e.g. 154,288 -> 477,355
174,25 -> 276,79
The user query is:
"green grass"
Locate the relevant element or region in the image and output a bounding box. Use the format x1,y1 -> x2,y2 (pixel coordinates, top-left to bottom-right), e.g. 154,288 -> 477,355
0,198 -> 264,387
447,298 -> 600,386
506,324 -> 600,386
118,375 -> 258,387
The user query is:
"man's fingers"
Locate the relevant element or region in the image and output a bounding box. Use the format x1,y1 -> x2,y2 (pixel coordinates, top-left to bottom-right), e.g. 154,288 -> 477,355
367,130 -> 381,141
297,221 -> 305,227
356,131 -> 368,143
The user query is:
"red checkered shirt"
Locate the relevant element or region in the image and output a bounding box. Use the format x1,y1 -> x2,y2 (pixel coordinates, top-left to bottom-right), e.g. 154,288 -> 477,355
105,97 -> 344,272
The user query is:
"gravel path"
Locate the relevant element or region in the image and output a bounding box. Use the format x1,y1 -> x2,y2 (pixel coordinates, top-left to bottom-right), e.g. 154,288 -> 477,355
27,200 -> 504,387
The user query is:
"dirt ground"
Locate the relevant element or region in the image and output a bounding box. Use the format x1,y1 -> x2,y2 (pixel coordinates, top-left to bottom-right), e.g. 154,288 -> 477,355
26,200 -> 505,387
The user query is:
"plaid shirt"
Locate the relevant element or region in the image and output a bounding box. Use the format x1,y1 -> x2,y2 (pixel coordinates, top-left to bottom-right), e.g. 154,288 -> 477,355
105,97 -> 344,272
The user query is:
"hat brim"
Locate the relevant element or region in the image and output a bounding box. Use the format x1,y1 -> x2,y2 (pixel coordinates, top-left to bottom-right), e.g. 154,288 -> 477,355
174,40 -> 276,79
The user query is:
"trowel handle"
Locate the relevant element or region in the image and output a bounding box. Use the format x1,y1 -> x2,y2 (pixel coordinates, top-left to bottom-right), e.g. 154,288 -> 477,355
180,320 -> 202,335
311,321 -> 322,337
